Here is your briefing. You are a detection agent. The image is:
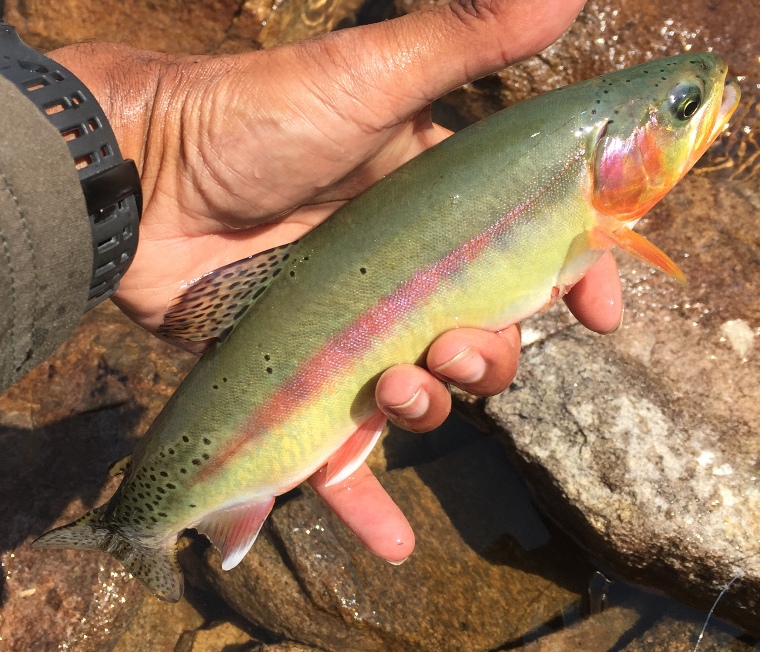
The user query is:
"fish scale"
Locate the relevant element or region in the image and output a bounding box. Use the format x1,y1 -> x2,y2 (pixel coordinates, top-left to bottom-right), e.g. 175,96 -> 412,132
33,53 -> 740,601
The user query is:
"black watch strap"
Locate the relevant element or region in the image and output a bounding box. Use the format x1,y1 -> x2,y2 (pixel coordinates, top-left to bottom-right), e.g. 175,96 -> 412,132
0,23 -> 141,310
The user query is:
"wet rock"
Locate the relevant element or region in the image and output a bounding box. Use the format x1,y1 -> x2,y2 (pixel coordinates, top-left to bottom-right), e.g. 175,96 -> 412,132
176,620 -> 254,651
0,302 -> 195,650
4,0 -> 244,54
478,175 -> 760,637
111,595 -> 205,652
398,0 -> 760,180
518,606 -> 640,651
621,610 -> 756,652
202,431 -> 595,652
5,0 -> 365,55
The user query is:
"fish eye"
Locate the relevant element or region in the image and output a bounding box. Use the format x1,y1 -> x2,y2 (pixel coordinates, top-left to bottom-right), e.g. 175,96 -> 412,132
669,83 -> 703,121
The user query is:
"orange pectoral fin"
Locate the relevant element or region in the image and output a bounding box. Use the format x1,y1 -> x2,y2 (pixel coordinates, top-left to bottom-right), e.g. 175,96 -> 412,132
591,226 -> 686,285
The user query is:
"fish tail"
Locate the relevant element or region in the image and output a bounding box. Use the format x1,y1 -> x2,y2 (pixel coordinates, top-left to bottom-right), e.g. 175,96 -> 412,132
32,505 -> 183,602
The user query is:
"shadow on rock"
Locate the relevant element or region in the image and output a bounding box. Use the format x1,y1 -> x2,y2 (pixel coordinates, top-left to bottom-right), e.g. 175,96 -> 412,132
0,403 -> 143,554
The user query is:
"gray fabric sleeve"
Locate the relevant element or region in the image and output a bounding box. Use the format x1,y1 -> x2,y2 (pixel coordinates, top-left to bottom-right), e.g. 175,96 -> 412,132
0,75 -> 92,393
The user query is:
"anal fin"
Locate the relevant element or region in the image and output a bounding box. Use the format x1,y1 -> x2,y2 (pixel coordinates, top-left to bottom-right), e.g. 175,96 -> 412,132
324,410 -> 387,487
195,498 -> 275,571
591,226 -> 686,284
157,242 -> 297,342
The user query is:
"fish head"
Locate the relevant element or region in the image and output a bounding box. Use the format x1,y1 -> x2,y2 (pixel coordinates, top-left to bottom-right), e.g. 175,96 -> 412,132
591,52 -> 740,222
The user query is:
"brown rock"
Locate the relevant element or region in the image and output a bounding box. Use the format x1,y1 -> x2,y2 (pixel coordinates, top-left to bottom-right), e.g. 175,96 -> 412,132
111,594 -> 205,652
398,0 -> 760,181
621,611 -> 755,651
177,620 -> 254,651
0,302 -> 195,650
6,0 -> 366,55
4,0 -> 244,54
202,433 -> 594,652
518,606 -> 641,651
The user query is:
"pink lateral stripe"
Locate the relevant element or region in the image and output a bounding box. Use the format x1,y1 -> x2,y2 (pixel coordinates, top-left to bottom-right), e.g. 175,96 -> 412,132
194,153 -> 584,484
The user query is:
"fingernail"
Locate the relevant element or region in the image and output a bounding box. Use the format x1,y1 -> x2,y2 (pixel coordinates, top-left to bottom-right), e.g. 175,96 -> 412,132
387,388 -> 429,420
388,557 -> 408,566
433,347 -> 486,384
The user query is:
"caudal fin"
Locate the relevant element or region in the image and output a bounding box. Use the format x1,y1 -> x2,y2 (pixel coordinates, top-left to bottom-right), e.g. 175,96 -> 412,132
32,505 -> 184,602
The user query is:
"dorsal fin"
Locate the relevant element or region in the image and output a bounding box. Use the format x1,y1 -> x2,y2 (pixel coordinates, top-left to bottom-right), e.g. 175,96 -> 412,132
157,242 -> 297,342
195,497 -> 275,571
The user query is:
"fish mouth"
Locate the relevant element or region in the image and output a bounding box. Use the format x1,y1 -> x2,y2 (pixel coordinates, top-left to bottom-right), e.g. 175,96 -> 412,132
709,79 -> 741,142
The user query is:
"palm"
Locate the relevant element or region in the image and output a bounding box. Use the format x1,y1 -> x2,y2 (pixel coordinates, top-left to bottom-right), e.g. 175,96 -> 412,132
114,56 -> 449,332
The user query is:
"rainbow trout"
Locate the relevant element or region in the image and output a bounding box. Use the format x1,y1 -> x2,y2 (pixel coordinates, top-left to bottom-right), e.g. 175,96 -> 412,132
34,53 -> 739,601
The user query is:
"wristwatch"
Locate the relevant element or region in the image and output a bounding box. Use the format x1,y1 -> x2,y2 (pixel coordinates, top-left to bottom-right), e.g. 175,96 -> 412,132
0,23 -> 141,310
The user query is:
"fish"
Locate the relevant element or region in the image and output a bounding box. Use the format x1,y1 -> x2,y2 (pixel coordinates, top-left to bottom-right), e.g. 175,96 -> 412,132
33,53 -> 740,602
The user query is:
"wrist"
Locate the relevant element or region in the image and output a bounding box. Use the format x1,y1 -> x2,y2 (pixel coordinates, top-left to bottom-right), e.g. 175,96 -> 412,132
0,26 -> 143,308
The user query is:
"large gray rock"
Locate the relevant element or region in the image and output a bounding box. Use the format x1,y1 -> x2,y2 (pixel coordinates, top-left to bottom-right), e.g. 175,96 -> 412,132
479,175 -> 760,637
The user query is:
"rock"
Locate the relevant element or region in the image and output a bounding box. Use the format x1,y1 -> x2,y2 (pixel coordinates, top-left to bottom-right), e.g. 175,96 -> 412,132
620,610 -> 755,652
0,302 -> 195,650
111,595 -> 205,652
518,606 -> 640,651
5,0 -> 365,55
397,0 -> 760,181
478,175 -> 760,637
202,429 -> 595,652
176,620 -> 254,651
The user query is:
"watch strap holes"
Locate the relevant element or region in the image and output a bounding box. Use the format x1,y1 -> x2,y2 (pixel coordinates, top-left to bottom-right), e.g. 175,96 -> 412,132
25,77 -> 48,92
94,205 -> 117,225
100,144 -> 112,158
62,126 -> 83,142
17,59 -> 47,74
44,99 -> 66,115
75,153 -> 94,169
97,235 -> 119,255
87,118 -> 101,132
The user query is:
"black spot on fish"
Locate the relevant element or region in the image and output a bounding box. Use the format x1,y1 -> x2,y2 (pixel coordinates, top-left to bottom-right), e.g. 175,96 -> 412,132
166,483 -> 176,489
182,436 -> 189,443
202,453 -> 210,460
158,512 -> 167,518
146,504 -> 154,512
168,448 -> 175,455
189,504 -> 197,508
157,487 -> 166,494
180,468 -> 187,474
264,354 -> 270,361
138,493 -> 145,499
222,378 -> 228,383
266,367 -> 273,374
192,459 -> 202,465
203,438 -> 211,445
360,267 -> 367,275
150,474 -> 156,481
160,471 -> 168,477
289,271 -> 295,277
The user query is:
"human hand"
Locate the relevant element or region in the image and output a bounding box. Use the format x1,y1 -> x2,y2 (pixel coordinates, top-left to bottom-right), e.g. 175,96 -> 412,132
50,0 -> 620,563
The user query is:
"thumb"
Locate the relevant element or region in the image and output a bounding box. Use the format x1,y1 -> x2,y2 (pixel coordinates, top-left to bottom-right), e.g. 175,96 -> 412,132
282,0 -> 586,125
